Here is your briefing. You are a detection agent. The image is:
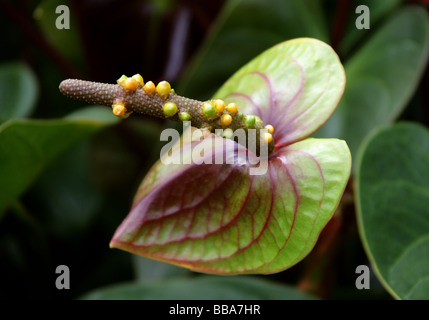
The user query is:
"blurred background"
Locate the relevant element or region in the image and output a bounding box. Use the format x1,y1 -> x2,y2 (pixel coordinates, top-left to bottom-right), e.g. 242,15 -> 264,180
0,0 -> 428,300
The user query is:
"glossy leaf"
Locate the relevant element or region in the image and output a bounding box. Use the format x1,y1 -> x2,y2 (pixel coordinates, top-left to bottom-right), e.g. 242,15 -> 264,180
0,62 -> 38,123
28,140 -> 103,238
178,0 -> 328,100
339,0 -> 404,56
133,256 -> 189,283
34,0 -> 84,67
356,123 -> 429,299
81,275 -> 316,300
314,6 -> 429,157
111,39 -> 351,274
0,107 -> 118,215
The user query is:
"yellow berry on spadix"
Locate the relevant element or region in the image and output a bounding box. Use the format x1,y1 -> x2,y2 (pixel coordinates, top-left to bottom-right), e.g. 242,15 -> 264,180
123,77 -> 138,91
116,75 -> 127,85
112,103 -> 132,119
263,132 -> 273,144
143,81 -> 155,95
221,114 -> 232,126
156,81 -> 171,99
112,104 -> 126,117
213,99 -> 225,113
265,124 -> 274,134
132,74 -> 144,87
226,102 -> 238,114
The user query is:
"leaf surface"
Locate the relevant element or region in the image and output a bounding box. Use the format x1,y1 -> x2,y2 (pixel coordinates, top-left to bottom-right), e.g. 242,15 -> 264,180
356,123 -> 429,299
0,62 -> 38,123
0,107 -> 118,215
314,7 -> 429,157
81,275 -> 316,300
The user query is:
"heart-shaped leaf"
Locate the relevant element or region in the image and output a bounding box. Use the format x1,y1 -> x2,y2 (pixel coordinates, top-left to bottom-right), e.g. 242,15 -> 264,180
0,106 -> 118,216
0,62 -> 38,123
81,275 -> 316,300
356,123 -> 429,299
111,39 -> 351,274
314,6 -> 429,157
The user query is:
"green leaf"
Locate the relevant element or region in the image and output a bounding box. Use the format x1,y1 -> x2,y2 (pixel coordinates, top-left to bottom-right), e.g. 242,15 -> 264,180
65,105 -> 121,124
178,0 -> 328,100
339,0 -> 405,56
0,62 -> 38,123
356,122 -> 429,299
133,256 -> 190,283
34,0 -> 84,67
81,275 -> 316,300
0,107 -> 118,216
28,140 -> 102,238
314,6 -> 429,157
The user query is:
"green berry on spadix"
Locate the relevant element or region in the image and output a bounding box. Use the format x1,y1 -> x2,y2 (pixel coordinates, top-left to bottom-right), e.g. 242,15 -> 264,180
244,115 -> 256,128
179,111 -> 191,121
202,102 -> 216,117
163,102 -> 178,117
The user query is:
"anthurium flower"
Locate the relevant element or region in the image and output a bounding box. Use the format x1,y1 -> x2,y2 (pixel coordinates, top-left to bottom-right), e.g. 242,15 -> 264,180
60,38 -> 351,274
110,38 -> 350,274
